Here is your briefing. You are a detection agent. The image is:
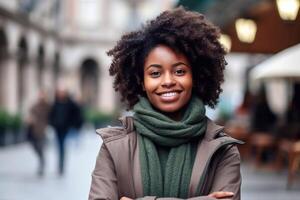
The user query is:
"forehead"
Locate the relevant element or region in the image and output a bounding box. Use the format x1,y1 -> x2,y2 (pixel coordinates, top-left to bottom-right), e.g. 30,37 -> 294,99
144,45 -> 189,65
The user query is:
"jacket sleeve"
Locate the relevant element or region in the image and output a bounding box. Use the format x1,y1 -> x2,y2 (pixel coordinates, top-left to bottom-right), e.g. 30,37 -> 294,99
137,197 -> 216,200
208,146 -> 241,200
89,143 -> 118,200
138,146 -> 241,200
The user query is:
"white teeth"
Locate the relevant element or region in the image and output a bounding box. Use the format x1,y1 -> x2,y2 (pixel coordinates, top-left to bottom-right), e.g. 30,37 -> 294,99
161,92 -> 177,97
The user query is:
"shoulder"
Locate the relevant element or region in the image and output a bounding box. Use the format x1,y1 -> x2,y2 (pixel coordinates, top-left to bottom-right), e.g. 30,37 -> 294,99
96,126 -> 126,143
205,117 -> 244,143
96,116 -> 135,143
204,118 -> 226,140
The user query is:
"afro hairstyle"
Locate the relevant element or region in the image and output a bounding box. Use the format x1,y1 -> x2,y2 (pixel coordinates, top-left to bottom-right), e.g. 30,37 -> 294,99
107,6 -> 227,109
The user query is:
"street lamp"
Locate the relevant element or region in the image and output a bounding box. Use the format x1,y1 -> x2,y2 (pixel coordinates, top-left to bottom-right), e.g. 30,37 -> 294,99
276,0 -> 300,20
235,18 -> 257,43
219,34 -> 232,52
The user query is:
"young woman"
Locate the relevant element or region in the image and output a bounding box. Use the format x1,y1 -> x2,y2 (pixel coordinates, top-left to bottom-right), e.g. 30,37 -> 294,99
89,7 -> 243,200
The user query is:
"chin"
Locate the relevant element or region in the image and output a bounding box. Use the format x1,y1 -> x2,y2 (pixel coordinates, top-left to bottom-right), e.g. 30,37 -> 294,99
157,105 -> 182,113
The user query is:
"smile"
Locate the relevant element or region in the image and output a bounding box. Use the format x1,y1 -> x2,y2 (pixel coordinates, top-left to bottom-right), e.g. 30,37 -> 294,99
161,92 -> 178,97
157,91 -> 181,102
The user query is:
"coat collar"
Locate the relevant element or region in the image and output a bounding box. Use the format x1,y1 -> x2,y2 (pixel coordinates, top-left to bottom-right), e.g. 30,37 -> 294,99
203,118 -> 225,141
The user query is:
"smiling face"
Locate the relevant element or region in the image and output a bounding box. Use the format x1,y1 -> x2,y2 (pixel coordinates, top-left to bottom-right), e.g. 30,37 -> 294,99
143,45 -> 193,120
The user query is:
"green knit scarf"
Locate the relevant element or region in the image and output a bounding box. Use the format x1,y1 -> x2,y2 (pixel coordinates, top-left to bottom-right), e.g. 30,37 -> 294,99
133,96 -> 207,198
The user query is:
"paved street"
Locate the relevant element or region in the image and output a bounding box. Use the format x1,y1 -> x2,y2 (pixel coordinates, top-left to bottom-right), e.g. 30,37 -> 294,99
0,127 -> 300,200
0,126 -> 101,200
241,162 -> 300,200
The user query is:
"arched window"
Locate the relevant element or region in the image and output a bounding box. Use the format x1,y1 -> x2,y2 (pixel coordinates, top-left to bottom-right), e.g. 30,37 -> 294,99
17,36 -> 28,111
37,44 -> 45,88
80,58 -> 99,107
0,29 -> 8,107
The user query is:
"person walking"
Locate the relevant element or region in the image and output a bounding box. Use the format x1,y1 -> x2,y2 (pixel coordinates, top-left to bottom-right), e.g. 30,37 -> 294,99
27,90 -> 50,177
49,87 -> 74,176
68,95 -> 84,147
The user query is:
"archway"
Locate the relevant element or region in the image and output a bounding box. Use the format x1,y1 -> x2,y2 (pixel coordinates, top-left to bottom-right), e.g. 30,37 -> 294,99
80,58 -> 99,108
17,36 -> 28,111
0,29 -> 8,107
53,52 -> 60,84
37,44 -> 45,89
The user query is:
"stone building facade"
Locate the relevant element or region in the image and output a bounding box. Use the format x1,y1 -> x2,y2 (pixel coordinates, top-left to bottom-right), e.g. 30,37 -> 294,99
0,0 -> 174,116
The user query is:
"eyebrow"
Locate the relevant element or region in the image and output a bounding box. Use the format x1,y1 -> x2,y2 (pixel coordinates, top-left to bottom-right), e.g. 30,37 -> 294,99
173,62 -> 189,67
146,64 -> 162,70
145,62 -> 189,70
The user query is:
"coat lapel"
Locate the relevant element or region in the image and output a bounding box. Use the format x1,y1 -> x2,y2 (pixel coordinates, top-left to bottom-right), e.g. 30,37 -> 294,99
188,138 -> 220,196
188,118 -> 243,197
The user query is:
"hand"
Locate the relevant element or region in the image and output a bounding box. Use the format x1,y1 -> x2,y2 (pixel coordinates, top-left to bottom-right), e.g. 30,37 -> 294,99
120,197 -> 133,200
208,191 -> 234,199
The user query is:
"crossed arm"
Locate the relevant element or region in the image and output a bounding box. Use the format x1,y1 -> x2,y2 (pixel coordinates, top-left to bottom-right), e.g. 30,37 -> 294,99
89,144 -> 241,200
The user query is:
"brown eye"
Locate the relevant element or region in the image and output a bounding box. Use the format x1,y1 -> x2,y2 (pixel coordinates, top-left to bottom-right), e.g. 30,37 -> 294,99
150,71 -> 161,78
174,69 -> 185,76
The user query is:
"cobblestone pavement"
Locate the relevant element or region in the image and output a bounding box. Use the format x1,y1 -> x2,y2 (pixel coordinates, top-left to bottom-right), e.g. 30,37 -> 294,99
0,127 -> 299,200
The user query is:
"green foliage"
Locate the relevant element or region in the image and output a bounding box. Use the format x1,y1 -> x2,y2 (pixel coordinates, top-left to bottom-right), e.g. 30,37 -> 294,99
0,109 -> 22,131
0,109 -> 9,130
84,109 -> 116,127
8,114 -> 22,130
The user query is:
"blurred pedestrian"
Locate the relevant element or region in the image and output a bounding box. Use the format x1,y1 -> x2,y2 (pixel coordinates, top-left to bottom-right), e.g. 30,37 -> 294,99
68,95 -> 84,147
27,90 -> 50,177
284,83 -> 300,139
250,85 -> 277,133
49,87 -> 74,176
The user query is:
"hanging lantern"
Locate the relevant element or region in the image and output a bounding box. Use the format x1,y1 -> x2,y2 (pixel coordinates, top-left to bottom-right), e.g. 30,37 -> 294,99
235,18 -> 257,43
276,0 -> 300,20
219,34 -> 232,52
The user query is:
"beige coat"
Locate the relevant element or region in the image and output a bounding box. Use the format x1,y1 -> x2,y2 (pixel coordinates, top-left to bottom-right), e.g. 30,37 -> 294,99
89,117 -> 243,200
29,101 -> 50,139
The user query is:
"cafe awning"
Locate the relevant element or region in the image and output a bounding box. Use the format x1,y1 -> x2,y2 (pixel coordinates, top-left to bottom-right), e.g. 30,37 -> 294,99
250,43 -> 300,81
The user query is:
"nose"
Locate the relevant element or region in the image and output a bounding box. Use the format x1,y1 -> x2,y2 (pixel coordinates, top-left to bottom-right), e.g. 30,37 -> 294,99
161,72 -> 176,88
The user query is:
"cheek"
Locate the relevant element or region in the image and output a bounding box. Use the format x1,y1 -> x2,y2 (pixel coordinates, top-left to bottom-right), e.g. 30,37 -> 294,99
184,76 -> 193,92
143,77 -> 158,93
143,77 -> 150,93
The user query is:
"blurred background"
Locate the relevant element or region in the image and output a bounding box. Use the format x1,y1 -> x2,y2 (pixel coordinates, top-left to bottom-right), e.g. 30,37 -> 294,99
0,0 -> 300,199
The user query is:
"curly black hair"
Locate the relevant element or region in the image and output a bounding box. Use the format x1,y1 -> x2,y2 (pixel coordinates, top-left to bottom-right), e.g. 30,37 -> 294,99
108,7 -> 226,109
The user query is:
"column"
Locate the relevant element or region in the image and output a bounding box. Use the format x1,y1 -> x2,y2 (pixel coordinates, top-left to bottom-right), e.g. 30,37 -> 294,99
2,54 -> 18,114
24,58 -> 39,113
